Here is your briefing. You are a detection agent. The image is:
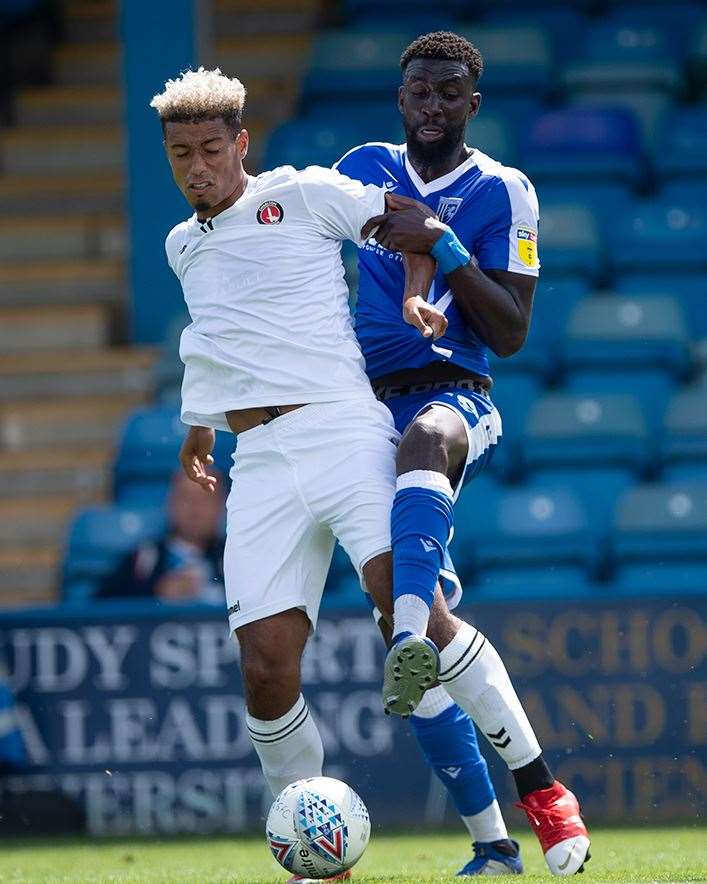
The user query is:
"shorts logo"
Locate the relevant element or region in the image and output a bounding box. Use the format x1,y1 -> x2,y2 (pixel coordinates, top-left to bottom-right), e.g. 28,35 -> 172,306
457,395 -> 478,417
436,196 -> 463,224
257,201 -> 284,225
227,601 -> 241,616
517,227 -> 538,267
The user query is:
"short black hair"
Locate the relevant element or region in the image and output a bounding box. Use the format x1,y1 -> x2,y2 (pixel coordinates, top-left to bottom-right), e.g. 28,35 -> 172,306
400,31 -> 484,82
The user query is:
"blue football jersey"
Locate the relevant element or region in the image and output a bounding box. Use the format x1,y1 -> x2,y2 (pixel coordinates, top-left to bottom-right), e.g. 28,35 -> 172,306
334,142 -> 540,381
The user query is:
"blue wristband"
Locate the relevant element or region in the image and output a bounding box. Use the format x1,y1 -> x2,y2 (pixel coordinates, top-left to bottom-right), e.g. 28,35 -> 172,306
430,226 -> 471,275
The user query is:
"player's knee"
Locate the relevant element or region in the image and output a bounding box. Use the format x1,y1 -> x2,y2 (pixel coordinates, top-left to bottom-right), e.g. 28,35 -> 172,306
397,417 -> 449,475
240,643 -> 300,702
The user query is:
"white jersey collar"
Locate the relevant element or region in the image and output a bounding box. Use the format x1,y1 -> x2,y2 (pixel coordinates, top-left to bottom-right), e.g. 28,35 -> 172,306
192,174 -> 254,230
403,146 -> 477,198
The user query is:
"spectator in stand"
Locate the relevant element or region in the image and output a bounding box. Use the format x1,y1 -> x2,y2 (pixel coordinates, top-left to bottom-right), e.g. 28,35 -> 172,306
98,470 -> 226,604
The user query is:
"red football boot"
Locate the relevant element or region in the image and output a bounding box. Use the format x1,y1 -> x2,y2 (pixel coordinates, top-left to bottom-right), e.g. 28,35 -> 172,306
516,780 -> 590,875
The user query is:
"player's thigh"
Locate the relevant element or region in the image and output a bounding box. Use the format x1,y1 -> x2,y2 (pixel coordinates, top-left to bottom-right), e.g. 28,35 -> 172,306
397,402 -> 469,483
224,445 -> 336,637
309,398 -> 398,602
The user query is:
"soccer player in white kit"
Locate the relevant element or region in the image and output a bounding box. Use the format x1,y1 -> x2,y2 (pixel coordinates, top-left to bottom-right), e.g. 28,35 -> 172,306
150,69 -> 443,858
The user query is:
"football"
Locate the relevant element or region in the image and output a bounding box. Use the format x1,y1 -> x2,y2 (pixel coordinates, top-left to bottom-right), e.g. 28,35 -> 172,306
266,776 -> 371,879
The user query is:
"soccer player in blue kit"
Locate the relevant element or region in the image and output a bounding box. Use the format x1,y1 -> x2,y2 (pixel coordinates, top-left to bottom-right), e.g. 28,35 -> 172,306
336,32 -> 591,877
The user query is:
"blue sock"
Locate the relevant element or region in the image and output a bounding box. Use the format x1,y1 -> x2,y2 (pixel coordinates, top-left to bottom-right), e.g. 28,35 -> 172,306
411,701 -> 496,818
391,471 -> 454,632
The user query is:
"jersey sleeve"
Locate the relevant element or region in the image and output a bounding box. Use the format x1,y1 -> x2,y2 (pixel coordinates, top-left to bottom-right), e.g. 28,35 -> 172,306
297,165 -> 385,246
474,174 -> 540,277
165,223 -> 186,276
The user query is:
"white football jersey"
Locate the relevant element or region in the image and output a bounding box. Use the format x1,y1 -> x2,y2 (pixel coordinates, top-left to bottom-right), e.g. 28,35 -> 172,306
165,165 -> 386,431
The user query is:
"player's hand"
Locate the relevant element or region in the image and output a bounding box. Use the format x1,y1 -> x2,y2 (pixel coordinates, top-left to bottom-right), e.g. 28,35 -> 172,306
179,426 -> 218,493
361,193 -> 441,252
403,295 -> 448,340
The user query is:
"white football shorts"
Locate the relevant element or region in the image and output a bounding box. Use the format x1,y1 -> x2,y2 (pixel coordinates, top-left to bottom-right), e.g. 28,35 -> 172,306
224,396 -> 399,633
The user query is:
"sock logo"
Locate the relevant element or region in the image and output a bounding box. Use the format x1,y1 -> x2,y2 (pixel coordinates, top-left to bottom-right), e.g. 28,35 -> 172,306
420,538 -> 436,553
441,766 -> 462,779
487,727 -> 512,749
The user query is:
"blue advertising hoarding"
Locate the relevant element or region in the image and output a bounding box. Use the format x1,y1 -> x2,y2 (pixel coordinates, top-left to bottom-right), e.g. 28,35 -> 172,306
0,595 -> 704,835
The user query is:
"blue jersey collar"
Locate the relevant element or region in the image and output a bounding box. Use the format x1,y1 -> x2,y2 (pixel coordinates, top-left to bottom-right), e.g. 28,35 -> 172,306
403,147 -> 478,198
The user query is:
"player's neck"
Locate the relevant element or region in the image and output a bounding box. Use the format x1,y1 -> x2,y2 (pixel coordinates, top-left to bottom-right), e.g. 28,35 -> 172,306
407,143 -> 471,184
196,174 -> 248,222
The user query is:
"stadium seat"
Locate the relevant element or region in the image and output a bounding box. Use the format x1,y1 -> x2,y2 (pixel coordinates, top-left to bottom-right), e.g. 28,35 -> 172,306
114,406 -> 234,505
468,111 -> 518,167
473,565 -> 596,600
343,0 -> 466,20
562,296 -> 691,379
569,91 -> 671,153
614,272 -> 707,338
62,504 -> 166,602
264,119 -> 399,171
302,30 -> 412,102
538,183 -> 633,226
456,26 -> 554,96
538,203 -> 604,283
481,7 -> 590,64
484,373 -> 542,480
562,23 -> 683,92
523,107 -> 643,186
610,482 -> 707,585
660,386 -> 707,480
602,4 -> 705,50
609,561 -> 707,596
154,309 -> 188,402
527,467 -> 635,530
454,485 -> 599,581
523,392 -> 651,476
510,277 -> 589,379
654,105 -> 707,182
609,199 -> 707,274
348,13 -> 460,35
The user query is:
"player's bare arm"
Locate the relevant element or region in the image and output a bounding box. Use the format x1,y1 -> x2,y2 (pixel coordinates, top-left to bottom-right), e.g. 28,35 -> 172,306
366,201 -> 535,357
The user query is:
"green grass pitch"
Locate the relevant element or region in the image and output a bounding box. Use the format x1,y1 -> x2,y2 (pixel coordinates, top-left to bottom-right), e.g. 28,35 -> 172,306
1,827 -> 705,882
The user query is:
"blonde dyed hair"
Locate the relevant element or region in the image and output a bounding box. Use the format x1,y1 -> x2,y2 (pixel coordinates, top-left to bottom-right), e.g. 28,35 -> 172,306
150,67 -> 246,125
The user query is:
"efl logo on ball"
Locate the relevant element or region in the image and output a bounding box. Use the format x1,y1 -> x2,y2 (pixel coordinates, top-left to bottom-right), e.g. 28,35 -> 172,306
257,200 -> 284,225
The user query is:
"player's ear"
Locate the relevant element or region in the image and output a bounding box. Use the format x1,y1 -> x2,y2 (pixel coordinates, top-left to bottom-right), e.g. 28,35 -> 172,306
469,92 -> 482,121
237,129 -> 249,160
397,85 -> 405,114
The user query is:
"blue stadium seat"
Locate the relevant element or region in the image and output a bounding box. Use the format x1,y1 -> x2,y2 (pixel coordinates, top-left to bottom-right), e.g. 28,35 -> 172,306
538,183 -> 633,226
660,386 -> 707,481
482,7 -> 589,64
614,272 -> 707,337
609,199 -> 707,274
455,485 -> 599,581
348,13 -> 460,34
562,296 -> 691,379
343,0 -> 466,19
654,105 -> 707,182
538,202 -> 604,283
303,30 -> 412,102
527,467 -> 635,530
263,119 -> 399,171
609,562 -> 707,596
610,482 -> 707,588
523,107 -> 642,186
602,4 -> 705,50
62,504 -> 166,602
457,26 -> 554,96
485,373 -> 542,480
523,392 -> 651,476
562,23 -> 683,91
114,406 -> 234,506
468,111 -> 518,166
569,92 -> 671,153
564,370 -> 675,431
473,565 -> 596,599
516,277 -> 589,378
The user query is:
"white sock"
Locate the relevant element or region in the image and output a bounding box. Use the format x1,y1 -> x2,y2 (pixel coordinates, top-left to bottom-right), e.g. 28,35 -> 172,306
462,799 -> 509,844
438,622 -> 542,770
393,592 -> 430,637
246,694 -> 324,796
410,684 -> 455,719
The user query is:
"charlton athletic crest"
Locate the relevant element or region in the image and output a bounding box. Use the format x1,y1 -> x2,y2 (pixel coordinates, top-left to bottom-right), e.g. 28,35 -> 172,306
257,200 -> 284,224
